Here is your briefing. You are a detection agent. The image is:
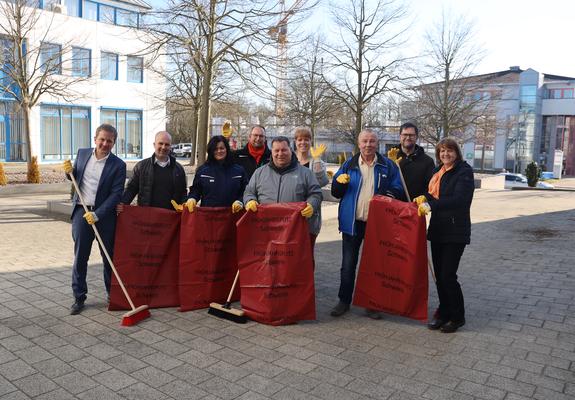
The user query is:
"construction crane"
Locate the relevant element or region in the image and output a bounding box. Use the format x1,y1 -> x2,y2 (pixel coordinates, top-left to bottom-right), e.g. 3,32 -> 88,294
269,0 -> 307,121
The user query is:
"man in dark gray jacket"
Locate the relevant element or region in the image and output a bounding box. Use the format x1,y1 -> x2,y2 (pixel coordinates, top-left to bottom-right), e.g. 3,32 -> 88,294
243,136 -> 322,240
118,131 -> 187,211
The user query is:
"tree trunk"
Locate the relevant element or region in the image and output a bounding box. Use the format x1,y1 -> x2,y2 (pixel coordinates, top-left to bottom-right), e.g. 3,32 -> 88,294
188,106 -> 199,166
23,105 -> 32,164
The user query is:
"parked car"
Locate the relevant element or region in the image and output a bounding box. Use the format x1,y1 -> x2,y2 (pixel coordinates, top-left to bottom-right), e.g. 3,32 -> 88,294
497,173 -> 554,189
172,143 -> 193,158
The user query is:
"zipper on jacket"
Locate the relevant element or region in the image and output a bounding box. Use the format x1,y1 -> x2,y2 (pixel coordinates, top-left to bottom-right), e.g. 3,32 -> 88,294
351,173 -> 362,235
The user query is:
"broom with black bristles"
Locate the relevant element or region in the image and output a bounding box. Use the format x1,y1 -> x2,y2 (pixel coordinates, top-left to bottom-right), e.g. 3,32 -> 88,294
67,165 -> 151,326
208,270 -> 247,323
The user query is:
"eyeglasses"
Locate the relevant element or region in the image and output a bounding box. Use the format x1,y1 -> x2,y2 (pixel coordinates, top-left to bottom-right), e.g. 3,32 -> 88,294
400,134 -> 417,138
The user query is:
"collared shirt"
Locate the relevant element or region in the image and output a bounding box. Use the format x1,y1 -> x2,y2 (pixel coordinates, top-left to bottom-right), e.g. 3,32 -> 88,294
80,150 -> 110,207
154,156 -> 170,168
355,155 -> 375,221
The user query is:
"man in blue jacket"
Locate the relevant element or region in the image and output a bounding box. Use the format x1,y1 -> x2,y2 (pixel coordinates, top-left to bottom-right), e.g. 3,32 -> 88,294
62,124 -> 126,315
330,129 -> 404,319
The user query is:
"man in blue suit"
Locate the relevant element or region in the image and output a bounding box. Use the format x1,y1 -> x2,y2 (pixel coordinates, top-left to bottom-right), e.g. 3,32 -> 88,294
63,124 -> 126,315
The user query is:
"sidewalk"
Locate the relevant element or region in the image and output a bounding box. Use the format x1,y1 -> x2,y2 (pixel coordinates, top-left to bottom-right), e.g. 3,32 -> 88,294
0,189 -> 574,399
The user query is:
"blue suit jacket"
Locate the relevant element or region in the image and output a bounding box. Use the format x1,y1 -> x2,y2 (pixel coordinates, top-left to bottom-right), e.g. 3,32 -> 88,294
71,148 -> 126,224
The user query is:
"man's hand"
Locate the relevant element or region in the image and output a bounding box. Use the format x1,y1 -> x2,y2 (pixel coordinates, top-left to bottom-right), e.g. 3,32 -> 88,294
413,195 -> 427,205
83,211 -> 98,225
116,203 -> 125,214
310,144 -> 327,159
171,200 -> 184,213
62,160 -> 73,175
418,202 -> 431,217
387,148 -> 402,164
232,200 -> 243,214
301,203 -> 314,218
336,173 -> 350,184
245,200 -> 258,212
185,198 -> 197,213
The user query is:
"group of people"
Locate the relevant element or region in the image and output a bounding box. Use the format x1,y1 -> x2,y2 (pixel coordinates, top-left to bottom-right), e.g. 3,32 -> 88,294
63,121 -> 474,334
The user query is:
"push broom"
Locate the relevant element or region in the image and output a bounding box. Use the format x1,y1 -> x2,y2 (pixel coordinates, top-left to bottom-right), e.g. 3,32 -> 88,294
208,270 -> 247,323
68,168 -> 150,326
390,151 -> 436,283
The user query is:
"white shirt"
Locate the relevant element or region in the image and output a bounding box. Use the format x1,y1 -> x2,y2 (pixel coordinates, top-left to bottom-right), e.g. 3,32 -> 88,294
154,157 -> 170,168
355,155 -> 375,222
80,150 -> 110,207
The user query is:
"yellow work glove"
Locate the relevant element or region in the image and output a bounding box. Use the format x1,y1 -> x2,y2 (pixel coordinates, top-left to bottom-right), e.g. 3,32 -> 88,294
83,211 -> 98,225
185,198 -> 197,213
336,173 -> 350,184
301,203 -> 314,218
231,200 -> 243,214
310,144 -> 327,159
387,147 -> 401,164
171,200 -> 184,213
245,200 -> 258,212
62,159 -> 73,174
418,202 -> 431,217
413,195 -> 427,205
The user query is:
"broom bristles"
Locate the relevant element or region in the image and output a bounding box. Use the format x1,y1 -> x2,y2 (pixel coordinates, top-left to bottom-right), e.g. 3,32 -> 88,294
208,302 -> 247,324
121,305 -> 150,326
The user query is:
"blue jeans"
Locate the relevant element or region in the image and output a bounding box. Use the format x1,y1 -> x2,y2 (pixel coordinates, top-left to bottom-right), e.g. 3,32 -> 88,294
71,207 -> 114,302
338,220 -> 366,305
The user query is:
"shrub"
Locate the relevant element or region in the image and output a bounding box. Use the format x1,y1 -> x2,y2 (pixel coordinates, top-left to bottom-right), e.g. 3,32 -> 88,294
0,163 -> 7,186
525,161 -> 541,187
27,156 -> 41,184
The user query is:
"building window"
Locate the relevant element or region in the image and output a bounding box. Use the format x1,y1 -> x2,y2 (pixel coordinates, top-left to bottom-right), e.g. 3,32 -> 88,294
83,0 -> 98,21
40,43 -> 62,74
99,4 -> 115,24
72,47 -> 91,77
64,0 -> 80,17
41,105 -> 91,160
42,0 -> 59,10
127,56 -> 143,83
101,108 -> 142,158
0,101 -> 26,162
117,9 -> 138,27
101,52 -> 118,80
547,88 -> 574,99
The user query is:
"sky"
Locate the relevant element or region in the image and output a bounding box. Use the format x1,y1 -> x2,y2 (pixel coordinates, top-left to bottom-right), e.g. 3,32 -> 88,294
146,0 -> 575,78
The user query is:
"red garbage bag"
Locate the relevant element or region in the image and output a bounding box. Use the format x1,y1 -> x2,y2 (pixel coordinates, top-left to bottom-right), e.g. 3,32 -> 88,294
352,196 -> 429,322
179,207 -> 241,311
236,203 -> 316,325
109,206 -> 180,310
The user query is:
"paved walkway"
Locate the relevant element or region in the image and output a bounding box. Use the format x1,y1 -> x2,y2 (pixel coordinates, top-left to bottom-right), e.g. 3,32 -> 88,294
0,189 -> 574,400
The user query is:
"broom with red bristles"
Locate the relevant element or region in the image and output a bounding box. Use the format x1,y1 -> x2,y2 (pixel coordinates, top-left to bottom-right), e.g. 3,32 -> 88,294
68,166 -> 150,326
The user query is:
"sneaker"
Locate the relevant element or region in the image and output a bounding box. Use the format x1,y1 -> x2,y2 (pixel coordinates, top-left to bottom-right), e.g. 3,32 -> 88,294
70,300 -> 85,315
365,308 -> 382,320
330,302 -> 350,317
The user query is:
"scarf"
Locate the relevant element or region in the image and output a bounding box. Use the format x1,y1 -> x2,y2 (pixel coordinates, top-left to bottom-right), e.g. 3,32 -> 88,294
248,143 -> 265,165
427,164 -> 453,200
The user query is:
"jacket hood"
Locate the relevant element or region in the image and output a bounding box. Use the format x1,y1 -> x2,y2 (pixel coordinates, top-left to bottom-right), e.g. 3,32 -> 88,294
269,153 -> 298,174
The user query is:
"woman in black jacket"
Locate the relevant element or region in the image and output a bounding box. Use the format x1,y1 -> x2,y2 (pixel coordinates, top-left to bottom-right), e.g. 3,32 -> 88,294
415,138 -> 474,333
185,136 -> 247,213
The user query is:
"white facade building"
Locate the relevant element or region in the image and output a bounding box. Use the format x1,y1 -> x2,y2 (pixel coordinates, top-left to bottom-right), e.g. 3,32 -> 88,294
0,0 -> 165,162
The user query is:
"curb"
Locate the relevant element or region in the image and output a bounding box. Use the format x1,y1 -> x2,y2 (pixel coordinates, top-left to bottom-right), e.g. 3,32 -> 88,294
0,182 -> 71,197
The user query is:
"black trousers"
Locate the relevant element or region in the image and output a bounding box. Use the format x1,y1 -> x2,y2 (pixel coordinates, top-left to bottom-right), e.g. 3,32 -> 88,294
431,242 -> 466,322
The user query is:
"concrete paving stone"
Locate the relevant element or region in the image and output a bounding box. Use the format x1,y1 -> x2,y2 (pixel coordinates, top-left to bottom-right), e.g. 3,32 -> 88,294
214,335 -> 254,352
472,360 -> 518,379
127,329 -> 166,345
526,351 -> 571,370
13,373 -> 58,397
0,336 -> 35,352
275,343 -> 316,360
204,360 -> 251,382
485,374 -> 536,397
212,347 -> 253,366
241,359 -> 285,379
309,382 -> 363,400
543,365 -> 575,383
533,386 -> 574,400
130,365 -> 177,387
500,355 -> 544,374
63,332 -> 101,349
142,350 -> 184,371
272,370 -> 321,392
422,385 -> 474,400
13,346 -> 54,365
402,354 -> 449,373
186,336 -> 224,354
303,340 -> 345,356
157,379 -> 209,400
76,385 -> 126,400
177,349 -> 219,369
372,359 -> 419,379
14,325 -> 48,340
92,368 -> 138,391
118,382 -> 170,400
0,348 -> 18,364
70,356 -> 112,376
115,341 -> 157,359
52,371 -> 99,394
0,375 -> 17,396
380,374 -> 429,396
168,363 -> 214,385
388,391 -> 427,400
159,328 -> 197,344
412,369 -> 461,390
221,325 -> 258,340
235,390 -> 270,400
536,337 -> 575,352
306,365 -> 355,388
96,331 -> 133,347
83,342 -> 123,360
106,354 -> 148,374
337,349 -> 382,367
565,382 -> 575,396
76,322 -> 115,337
0,360 -> 37,381
306,352 -> 350,371
34,387 -> 77,400
345,378 -> 395,399
239,344 -> 283,363
273,355 -> 317,374
246,335 -> 284,350
0,391 -> 32,400
32,356 -> 75,379
443,364 -> 490,385
49,344 -> 88,363
197,376 -> 249,400
149,339 -> 189,357
340,364 -> 389,384
516,370 -> 565,392
238,373 -> 284,396
272,386 -> 323,400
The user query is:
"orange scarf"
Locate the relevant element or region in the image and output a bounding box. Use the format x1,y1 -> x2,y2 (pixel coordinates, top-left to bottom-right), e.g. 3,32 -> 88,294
427,165 -> 453,199
248,143 -> 265,164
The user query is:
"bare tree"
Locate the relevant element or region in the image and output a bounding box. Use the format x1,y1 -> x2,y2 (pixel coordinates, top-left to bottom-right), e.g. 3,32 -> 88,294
0,0 -> 89,181
323,0 -> 409,147
405,11 -> 489,145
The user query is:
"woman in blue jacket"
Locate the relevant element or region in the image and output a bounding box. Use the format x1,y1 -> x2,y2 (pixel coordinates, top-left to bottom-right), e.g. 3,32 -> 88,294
415,138 -> 474,333
185,136 -> 247,213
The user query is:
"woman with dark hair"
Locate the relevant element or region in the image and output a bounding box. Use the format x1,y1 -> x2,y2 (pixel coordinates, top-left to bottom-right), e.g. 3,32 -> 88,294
185,135 -> 247,213
414,138 -> 474,333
